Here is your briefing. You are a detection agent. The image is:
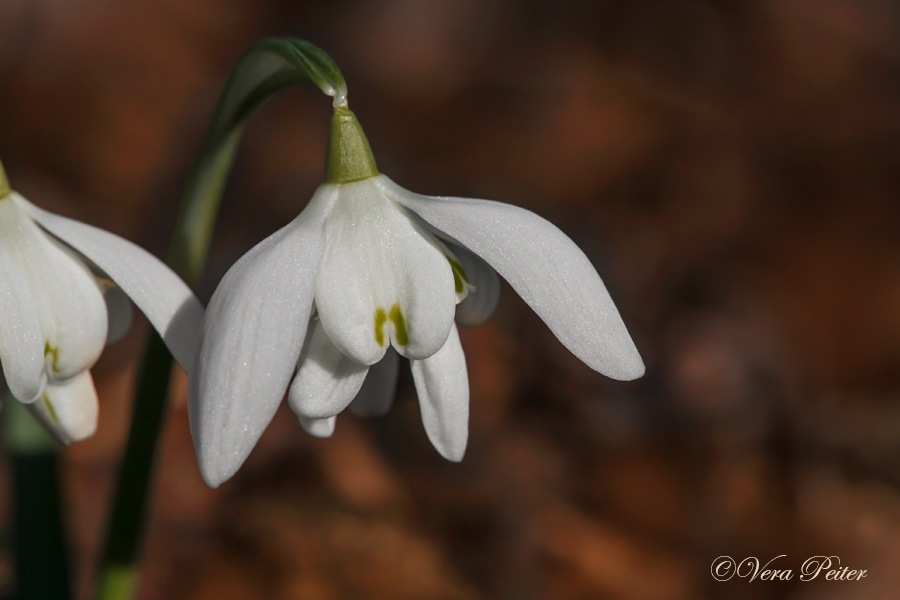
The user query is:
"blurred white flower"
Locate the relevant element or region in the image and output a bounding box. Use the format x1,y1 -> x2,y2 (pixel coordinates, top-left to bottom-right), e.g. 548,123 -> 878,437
0,163 -> 202,444
190,106 -> 643,488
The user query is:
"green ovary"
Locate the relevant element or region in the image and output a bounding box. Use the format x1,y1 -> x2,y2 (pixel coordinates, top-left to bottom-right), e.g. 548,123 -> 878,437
373,304 -> 409,347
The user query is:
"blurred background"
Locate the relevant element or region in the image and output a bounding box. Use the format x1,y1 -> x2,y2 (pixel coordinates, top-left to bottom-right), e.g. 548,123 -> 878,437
2,0 -> 900,598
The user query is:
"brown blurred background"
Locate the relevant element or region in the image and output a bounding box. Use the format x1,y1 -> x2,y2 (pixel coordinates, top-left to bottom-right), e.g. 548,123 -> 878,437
2,0 -> 900,598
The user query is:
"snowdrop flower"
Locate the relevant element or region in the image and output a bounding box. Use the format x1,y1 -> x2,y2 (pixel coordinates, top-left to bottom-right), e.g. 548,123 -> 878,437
0,159 -> 202,444
190,105 -> 643,487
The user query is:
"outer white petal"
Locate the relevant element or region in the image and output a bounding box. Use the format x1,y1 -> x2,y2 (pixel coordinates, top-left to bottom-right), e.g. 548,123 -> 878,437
0,195 -> 107,384
315,179 -> 456,364
298,416 -> 336,438
0,217 -> 45,402
288,320 -> 369,419
19,194 -> 203,370
188,186 -> 337,488
410,323 -> 469,462
26,371 -> 99,445
379,176 -> 644,381
349,346 -> 399,417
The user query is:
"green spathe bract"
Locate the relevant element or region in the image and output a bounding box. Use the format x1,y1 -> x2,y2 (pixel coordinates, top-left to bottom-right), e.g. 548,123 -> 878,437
324,106 -> 379,184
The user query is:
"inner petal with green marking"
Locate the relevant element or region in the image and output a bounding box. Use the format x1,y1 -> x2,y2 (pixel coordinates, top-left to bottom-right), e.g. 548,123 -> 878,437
315,177 -> 457,364
373,303 -> 409,348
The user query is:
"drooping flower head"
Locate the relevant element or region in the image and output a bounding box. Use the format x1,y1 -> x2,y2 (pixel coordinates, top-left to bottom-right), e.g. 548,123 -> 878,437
189,101 -> 644,488
0,158 -> 202,444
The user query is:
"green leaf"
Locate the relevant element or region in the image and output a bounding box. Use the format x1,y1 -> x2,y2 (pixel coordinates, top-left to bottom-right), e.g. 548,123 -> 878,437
167,37 -> 346,287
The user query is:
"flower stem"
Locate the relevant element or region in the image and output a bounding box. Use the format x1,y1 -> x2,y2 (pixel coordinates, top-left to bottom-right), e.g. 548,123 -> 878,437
95,333 -> 172,600
6,397 -> 71,600
94,37 -> 347,600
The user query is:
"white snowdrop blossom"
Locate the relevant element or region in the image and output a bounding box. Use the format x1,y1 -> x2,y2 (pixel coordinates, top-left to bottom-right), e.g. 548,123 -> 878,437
0,161 -> 202,444
189,106 -> 644,488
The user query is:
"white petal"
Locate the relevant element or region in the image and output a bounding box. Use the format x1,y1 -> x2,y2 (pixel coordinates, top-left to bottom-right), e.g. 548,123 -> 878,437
288,320 -> 369,419
19,194 -> 203,370
188,186 -> 336,488
410,323 -> 469,461
349,346 -> 399,417
102,284 -> 134,344
26,371 -> 99,445
39,243 -> 107,382
380,177 -> 645,381
298,415 -> 336,438
0,195 -> 107,384
447,239 -> 500,327
0,213 -> 45,403
315,179 -> 456,365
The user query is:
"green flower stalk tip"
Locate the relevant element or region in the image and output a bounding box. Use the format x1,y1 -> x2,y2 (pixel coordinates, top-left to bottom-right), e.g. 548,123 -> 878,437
324,105 -> 379,184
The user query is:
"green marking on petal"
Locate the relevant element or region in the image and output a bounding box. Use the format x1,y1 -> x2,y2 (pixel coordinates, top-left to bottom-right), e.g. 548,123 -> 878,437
374,308 -> 387,347
445,256 -> 468,295
44,340 -> 60,373
42,393 -> 60,424
389,304 -> 408,346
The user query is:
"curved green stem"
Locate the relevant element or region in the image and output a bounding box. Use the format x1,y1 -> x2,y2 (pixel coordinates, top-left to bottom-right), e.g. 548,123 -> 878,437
167,37 -> 346,285
94,38 -> 346,600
